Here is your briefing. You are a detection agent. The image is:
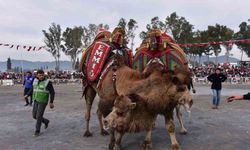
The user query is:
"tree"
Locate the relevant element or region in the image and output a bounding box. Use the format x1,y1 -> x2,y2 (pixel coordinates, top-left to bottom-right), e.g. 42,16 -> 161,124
188,31 -> 206,66
165,12 -> 194,45
81,24 -> 109,49
206,24 -> 222,64
219,26 -> 234,62
118,18 -> 138,49
7,57 -> 12,71
139,17 -> 165,40
42,23 -> 62,71
234,20 -> 250,60
62,26 -> 83,69
206,24 -> 234,64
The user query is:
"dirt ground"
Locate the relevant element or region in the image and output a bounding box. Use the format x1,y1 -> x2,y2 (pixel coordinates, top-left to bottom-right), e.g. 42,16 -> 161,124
0,84 -> 250,150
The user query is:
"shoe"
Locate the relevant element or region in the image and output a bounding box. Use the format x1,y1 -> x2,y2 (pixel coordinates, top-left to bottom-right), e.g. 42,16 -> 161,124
33,131 -> 40,137
44,120 -> 49,129
212,105 -> 217,109
24,103 -> 29,106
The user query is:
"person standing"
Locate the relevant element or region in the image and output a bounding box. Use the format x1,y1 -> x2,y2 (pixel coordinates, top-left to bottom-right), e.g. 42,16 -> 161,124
207,68 -> 227,109
23,71 -> 35,106
24,70 -> 55,136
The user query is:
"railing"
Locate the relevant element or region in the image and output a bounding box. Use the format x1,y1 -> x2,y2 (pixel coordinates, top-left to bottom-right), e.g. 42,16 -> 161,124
1,77 -> 250,86
0,79 -> 82,86
193,77 -> 250,84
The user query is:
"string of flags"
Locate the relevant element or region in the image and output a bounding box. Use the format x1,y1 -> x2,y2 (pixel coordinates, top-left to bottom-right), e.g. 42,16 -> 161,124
178,39 -> 250,48
0,43 -> 45,51
1,39 -> 250,52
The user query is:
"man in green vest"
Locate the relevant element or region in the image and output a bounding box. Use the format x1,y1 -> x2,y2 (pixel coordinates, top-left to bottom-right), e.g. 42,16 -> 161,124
24,70 -> 55,137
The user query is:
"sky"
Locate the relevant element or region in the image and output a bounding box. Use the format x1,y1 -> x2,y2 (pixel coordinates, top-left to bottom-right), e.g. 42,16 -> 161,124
0,0 -> 250,62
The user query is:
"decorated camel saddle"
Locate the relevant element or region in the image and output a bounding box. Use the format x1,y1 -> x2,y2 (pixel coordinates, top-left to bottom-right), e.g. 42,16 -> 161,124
80,27 -> 133,84
133,29 -> 188,73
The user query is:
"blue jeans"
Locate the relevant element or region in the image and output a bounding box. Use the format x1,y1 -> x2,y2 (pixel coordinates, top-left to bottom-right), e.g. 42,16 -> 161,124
212,89 -> 221,106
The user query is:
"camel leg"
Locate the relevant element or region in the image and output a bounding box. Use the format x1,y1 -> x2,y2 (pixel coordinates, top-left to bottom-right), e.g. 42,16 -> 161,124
113,131 -> 124,150
176,105 -> 187,135
142,129 -> 152,150
165,116 -> 179,150
83,86 -> 96,137
97,108 -> 109,136
108,128 -> 115,150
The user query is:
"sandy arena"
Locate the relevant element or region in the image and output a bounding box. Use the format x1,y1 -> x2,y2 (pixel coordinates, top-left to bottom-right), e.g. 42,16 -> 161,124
0,84 -> 250,150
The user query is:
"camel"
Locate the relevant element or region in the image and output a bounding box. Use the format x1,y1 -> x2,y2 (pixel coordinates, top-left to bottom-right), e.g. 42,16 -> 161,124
100,61 -> 192,150
80,27 -> 132,137
132,29 -> 192,134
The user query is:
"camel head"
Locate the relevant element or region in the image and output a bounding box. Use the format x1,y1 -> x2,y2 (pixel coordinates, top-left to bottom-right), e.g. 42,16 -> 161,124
103,94 -> 137,132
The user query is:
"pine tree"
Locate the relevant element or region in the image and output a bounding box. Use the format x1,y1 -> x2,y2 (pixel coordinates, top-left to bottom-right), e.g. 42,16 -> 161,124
7,57 -> 12,71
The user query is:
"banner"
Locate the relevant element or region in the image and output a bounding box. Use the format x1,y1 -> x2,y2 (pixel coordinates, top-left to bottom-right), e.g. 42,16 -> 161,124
0,42 -> 45,51
179,39 -> 250,48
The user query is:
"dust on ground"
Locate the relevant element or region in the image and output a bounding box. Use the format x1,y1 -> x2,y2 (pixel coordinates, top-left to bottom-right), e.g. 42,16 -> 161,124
0,84 -> 250,150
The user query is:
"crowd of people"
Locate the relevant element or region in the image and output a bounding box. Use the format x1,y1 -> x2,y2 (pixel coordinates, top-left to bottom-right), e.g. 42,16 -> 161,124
1,64 -> 250,84
0,70 -> 83,80
191,64 -> 250,78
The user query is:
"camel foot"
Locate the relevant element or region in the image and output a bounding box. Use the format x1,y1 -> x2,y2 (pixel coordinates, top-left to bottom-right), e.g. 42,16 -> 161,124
83,130 -> 93,137
179,128 -> 187,135
113,144 -> 121,150
142,140 -> 152,150
171,144 -> 180,150
101,129 -> 109,136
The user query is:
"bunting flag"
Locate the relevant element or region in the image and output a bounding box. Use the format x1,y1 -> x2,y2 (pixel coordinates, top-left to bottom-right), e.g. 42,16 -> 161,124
1,39 -> 250,51
0,42 -> 45,51
179,39 -> 250,48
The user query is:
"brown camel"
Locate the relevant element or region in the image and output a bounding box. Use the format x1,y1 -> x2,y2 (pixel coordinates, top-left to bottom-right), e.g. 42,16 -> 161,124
100,63 -> 192,150
80,27 -> 132,137
132,29 -> 192,135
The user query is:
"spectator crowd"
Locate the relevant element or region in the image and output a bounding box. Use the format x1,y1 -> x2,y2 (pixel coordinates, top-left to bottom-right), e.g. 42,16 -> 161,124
1,64 -> 250,85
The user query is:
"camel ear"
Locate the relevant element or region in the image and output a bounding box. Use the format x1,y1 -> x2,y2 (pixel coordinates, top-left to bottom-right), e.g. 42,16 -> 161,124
129,102 -> 136,110
128,93 -> 141,102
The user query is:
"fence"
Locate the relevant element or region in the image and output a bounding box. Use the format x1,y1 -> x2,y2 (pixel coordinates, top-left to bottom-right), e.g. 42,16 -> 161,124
0,79 -> 82,86
1,77 -> 250,86
193,77 -> 250,84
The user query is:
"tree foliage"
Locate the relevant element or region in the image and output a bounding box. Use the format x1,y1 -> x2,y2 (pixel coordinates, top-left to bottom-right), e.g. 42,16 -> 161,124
42,23 -> 62,71
234,21 -> 250,59
7,57 -> 12,70
62,26 -> 83,69
117,18 -> 138,49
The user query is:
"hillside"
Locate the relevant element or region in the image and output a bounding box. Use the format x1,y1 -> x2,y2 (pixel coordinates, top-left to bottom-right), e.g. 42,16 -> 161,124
0,59 -> 72,72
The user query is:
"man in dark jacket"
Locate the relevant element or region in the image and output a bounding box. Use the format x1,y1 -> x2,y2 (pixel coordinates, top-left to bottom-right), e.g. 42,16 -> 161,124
227,93 -> 250,102
24,70 -> 55,137
207,68 -> 227,109
23,71 -> 35,106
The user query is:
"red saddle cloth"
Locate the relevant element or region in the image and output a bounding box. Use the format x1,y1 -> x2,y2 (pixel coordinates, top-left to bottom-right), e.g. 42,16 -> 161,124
86,41 -> 110,81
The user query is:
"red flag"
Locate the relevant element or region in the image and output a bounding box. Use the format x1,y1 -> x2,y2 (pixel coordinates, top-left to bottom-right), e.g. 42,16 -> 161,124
38,46 -> 43,50
27,46 -> 32,51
